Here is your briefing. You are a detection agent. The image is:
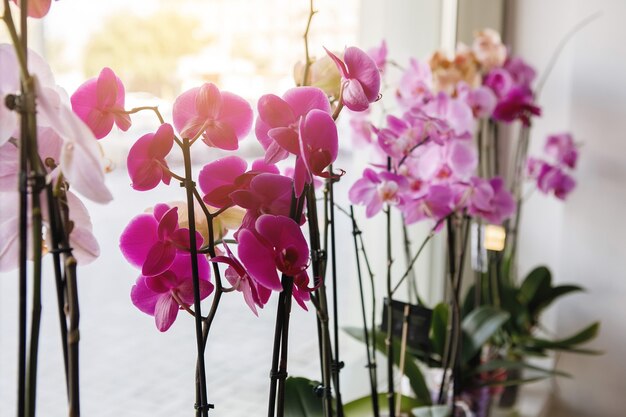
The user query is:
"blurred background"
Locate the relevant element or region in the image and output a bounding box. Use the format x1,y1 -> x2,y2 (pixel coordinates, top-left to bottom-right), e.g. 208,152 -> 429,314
1,0 -> 625,416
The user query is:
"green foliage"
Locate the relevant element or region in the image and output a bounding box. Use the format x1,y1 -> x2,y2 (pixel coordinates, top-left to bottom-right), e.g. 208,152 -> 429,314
284,377 -> 324,417
83,10 -> 211,97
461,306 -> 509,363
344,326 -> 432,404
344,394 -> 423,417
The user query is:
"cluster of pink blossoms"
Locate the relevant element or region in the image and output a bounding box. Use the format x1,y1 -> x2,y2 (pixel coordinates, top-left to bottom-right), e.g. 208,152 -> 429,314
71,45 -> 380,330
349,40 -> 516,226
527,133 -> 579,200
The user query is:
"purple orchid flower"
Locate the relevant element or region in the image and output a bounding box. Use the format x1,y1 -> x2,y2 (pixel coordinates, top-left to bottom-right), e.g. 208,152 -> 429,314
325,46 -> 381,112
131,253 -> 213,332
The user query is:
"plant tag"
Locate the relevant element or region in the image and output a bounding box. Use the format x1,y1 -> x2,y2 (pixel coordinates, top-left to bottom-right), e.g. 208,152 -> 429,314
380,298 -> 432,350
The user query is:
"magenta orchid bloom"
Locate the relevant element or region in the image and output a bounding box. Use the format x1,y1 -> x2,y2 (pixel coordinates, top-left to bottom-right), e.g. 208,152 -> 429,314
127,123 -> 175,191
401,184 -> 454,225
237,215 -> 311,308
198,155 -> 252,208
484,68 -> 514,99
527,159 -> 576,200
504,56 -> 537,89
172,83 -> 252,150
457,83 -> 497,119
298,109 -> 338,180
71,67 -> 131,139
230,173 -> 295,230
415,140 -> 478,183
492,86 -> 541,126
120,204 -> 202,277
544,133 -> 578,168
396,58 -> 434,108
11,0 -> 51,18
211,244 -> 269,315
466,177 -> 515,224
255,86 -> 331,163
325,46 -> 381,112
377,114 -> 425,159
349,168 -> 408,218
131,253 -> 213,332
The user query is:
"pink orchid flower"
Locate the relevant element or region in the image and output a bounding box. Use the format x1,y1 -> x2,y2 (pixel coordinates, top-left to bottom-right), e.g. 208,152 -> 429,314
237,215 -> 311,309
349,168 -> 408,218
466,177 -> 515,224
211,243 -> 270,315
198,156 -> 280,209
0,128 -> 100,270
172,83 -> 252,150
527,159 -> 576,200
457,83 -> 497,119
131,253 -> 213,332
377,115 -> 426,159
325,46 -> 381,112
0,44 -> 112,203
504,56 -> 537,89
298,108 -> 338,181
544,133 -> 578,169
415,140 -> 478,183
400,184 -> 454,225
11,0 -> 51,18
395,58 -> 434,108
492,86 -> 541,126
230,173 -> 295,230
71,67 -> 131,139
127,123 -> 175,191
255,86 -> 331,163
484,68 -> 514,99
120,204 -> 203,277
0,190 -> 100,271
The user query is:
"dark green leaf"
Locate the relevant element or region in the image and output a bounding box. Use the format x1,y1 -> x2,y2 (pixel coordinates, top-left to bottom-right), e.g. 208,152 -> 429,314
284,377 -> 324,417
461,284 -> 476,318
430,303 -> 449,357
519,266 -> 552,309
411,405 -> 451,417
473,359 -> 571,378
461,307 -> 509,363
344,394 -> 423,417
529,322 -> 600,350
344,326 -> 432,404
531,285 -> 584,317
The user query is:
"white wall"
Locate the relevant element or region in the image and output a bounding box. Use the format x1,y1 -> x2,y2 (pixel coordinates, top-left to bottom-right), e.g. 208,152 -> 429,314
507,1 -> 626,416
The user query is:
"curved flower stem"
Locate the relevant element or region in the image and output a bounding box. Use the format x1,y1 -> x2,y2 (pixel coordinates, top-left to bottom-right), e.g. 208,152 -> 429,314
181,139 -> 211,417
327,166 -> 344,416
188,120 -> 210,147
349,206 -> 380,417
156,160 -> 185,182
120,106 -> 165,124
396,137 -> 430,170
301,0 -> 317,86
305,185 -> 334,417
384,156 -> 396,417
391,217 -> 446,296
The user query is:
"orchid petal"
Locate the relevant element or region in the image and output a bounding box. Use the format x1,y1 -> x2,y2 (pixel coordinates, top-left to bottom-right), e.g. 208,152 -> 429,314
237,229 -> 282,291
154,295 -> 179,332
130,276 -> 160,315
